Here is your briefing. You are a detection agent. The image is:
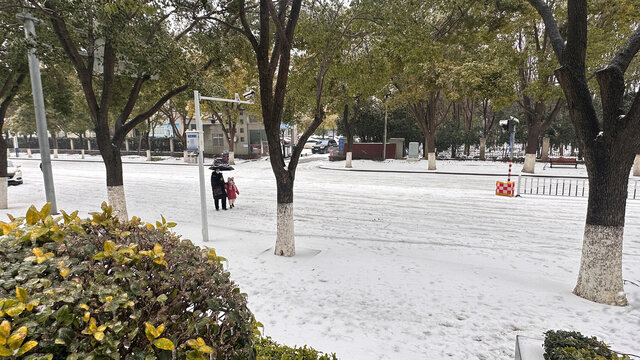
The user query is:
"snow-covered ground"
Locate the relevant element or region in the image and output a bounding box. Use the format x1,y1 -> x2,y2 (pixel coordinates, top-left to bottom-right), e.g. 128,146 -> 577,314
3,154 -> 639,360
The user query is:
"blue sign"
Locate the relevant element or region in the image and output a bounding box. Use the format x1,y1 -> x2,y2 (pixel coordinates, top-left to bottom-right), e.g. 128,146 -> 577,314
339,137 -> 344,151
186,132 -> 199,151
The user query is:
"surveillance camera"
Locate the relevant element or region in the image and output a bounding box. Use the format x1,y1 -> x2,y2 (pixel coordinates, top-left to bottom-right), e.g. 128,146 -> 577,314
499,119 -> 508,127
509,116 -> 520,124
243,90 -> 255,99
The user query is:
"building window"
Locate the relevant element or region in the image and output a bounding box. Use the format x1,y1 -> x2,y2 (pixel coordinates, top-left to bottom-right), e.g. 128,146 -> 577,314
213,134 -> 224,146
240,127 -> 244,133
240,137 -> 245,142
190,124 -> 196,130
240,109 -> 244,116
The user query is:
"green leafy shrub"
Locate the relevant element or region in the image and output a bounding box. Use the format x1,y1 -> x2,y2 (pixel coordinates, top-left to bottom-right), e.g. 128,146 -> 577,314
255,337 -> 337,360
543,330 -> 629,360
0,203 -> 257,359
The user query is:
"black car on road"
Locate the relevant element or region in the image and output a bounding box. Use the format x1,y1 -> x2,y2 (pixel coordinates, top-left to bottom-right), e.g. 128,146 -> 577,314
312,139 -> 338,154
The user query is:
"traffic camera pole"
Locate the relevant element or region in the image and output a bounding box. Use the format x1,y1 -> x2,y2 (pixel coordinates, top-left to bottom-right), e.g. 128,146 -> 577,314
18,12 -> 57,214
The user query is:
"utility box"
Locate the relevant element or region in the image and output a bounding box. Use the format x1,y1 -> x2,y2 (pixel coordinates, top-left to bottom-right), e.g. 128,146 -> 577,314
408,142 -> 420,160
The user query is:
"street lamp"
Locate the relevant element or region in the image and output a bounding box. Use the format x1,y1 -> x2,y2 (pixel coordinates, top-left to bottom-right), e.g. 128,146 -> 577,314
17,12 -> 57,214
193,90 -> 253,242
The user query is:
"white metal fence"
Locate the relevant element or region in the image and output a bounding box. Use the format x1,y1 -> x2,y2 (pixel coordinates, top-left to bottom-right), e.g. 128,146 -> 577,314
517,175 -> 640,200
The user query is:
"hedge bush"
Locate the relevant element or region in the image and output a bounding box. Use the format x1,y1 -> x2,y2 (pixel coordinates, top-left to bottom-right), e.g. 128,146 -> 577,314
0,203 -> 258,359
255,337 -> 337,360
543,330 -> 629,360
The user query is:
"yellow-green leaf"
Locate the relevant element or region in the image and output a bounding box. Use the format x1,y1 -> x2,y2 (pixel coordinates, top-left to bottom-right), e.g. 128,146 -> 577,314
16,287 -> 28,303
30,227 -> 49,240
0,320 -> 10,341
0,346 -> 12,356
59,268 -> 71,278
25,300 -> 39,312
145,223 -> 155,230
93,331 -> 104,341
79,304 -> 89,310
39,203 -> 51,219
5,303 -> 25,317
153,338 -> 174,351
7,327 -> 26,350
103,241 -> 116,253
25,206 -> 39,225
16,340 -> 37,356
144,323 -> 157,341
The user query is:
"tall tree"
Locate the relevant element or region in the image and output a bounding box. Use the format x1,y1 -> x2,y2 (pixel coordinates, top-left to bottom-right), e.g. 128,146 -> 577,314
219,0 -> 365,256
0,5 -> 28,209
513,14 -> 565,173
526,0 -> 640,305
27,0 -> 228,219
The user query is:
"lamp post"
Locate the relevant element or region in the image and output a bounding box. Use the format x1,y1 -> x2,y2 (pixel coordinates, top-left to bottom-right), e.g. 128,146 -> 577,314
193,90 -> 253,242
17,12 -> 57,214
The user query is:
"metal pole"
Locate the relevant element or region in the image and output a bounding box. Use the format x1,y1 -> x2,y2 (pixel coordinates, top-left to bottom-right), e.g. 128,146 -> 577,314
508,130 -> 514,182
18,12 -> 57,214
382,105 -> 388,160
194,91 -> 209,242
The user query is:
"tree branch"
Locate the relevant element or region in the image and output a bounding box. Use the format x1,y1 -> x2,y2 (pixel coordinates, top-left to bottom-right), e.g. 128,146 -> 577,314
114,84 -> 189,145
610,26 -> 640,74
525,0 -> 566,61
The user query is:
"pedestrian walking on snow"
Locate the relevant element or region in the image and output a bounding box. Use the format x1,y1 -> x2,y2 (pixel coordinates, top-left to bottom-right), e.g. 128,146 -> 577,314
225,177 -> 239,208
211,168 -> 227,210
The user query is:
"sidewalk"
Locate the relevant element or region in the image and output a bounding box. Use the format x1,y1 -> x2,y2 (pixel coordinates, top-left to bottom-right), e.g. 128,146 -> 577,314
319,158 -> 594,178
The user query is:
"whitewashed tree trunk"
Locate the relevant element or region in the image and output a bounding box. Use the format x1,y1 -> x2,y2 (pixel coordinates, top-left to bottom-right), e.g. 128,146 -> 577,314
125,139 -> 130,152
81,149 -> 85,159
107,185 -> 128,221
228,151 -> 235,165
541,137 -> 550,162
53,148 -> 58,159
169,138 -> 174,154
70,140 -> 74,150
633,154 -> 640,177
274,203 -> 295,257
27,149 -> 32,158
0,179 -> 7,209
573,224 -> 627,305
146,149 -> 151,161
522,153 -> 536,173
87,141 -> 91,151
427,152 -> 436,170
345,152 -> 352,168
183,150 -> 188,162
6,149 -> 9,158
479,137 -> 486,161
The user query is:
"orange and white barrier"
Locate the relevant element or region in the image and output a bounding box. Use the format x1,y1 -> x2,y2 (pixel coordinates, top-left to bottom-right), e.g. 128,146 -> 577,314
496,181 -> 515,197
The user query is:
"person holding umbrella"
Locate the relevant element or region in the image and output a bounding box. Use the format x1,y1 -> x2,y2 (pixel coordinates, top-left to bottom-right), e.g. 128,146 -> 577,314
210,166 -> 228,210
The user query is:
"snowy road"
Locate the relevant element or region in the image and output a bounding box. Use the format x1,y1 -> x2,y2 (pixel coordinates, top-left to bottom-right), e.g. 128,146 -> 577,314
3,155 -> 639,359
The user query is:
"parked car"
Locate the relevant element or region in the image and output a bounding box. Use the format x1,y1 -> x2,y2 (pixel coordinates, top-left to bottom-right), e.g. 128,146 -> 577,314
7,161 -> 22,185
304,138 -> 321,149
312,139 -> 338,154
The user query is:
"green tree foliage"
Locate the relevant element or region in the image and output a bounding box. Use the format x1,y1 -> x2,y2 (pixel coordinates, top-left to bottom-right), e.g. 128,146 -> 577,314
25,0 -> 235,217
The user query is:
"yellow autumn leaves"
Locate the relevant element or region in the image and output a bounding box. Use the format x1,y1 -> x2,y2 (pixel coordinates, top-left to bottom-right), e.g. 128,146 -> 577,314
0,321 -> 37,357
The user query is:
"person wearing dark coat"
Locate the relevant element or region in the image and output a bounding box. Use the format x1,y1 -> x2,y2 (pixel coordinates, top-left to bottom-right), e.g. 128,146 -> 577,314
210,169 -> 228,210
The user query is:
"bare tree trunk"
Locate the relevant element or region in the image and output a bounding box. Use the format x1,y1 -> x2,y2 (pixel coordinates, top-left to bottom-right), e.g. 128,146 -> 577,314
479,137 -> 486,161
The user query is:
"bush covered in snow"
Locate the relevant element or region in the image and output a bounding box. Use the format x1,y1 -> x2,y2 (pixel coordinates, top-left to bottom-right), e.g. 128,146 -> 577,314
543,330 -> 629,360
0,203 -> 256,359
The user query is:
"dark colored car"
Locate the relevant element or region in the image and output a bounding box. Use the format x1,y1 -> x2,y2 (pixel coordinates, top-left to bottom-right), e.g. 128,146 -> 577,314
312,139 -> 338,154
